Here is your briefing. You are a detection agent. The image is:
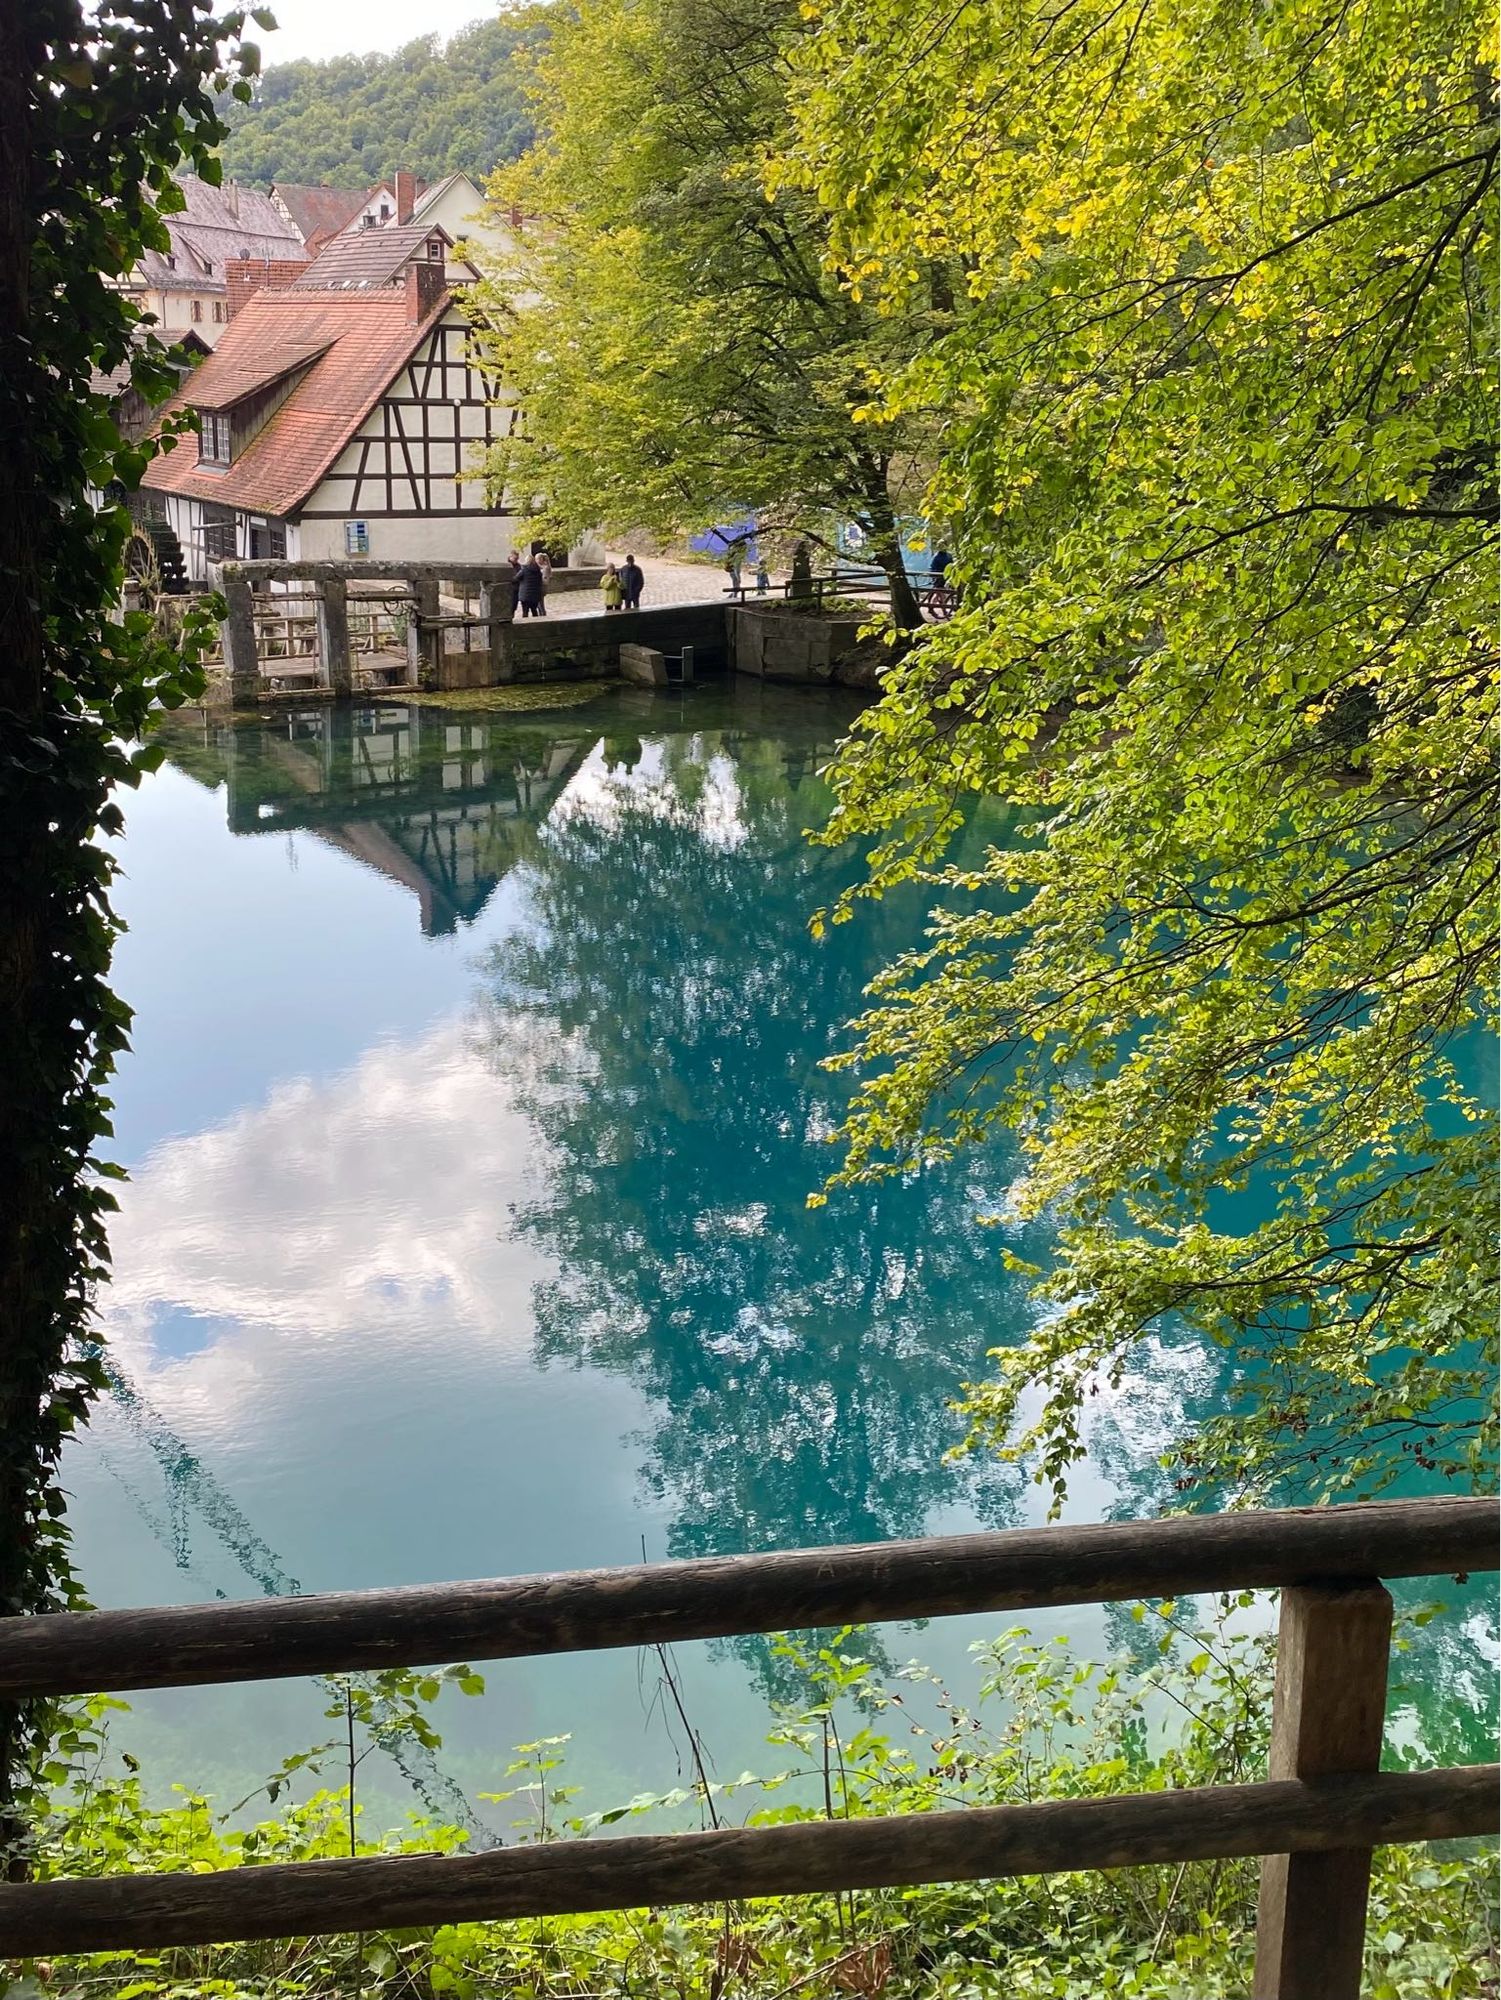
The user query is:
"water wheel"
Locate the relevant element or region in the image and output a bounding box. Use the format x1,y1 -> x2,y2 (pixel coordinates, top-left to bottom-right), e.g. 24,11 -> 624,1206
123,528 -> 164,608
124,518 -> 189,604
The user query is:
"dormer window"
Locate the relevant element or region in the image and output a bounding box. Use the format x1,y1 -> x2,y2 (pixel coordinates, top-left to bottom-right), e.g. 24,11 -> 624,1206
164,253 -> 176,269
426,237 -> 443,261
198,412 -> 232,464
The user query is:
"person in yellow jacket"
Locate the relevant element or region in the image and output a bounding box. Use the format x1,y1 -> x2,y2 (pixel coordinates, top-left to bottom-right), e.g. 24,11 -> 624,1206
601,561 -> 624,611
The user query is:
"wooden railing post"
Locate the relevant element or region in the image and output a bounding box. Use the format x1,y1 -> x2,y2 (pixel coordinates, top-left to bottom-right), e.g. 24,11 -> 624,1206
1253,1580 -> 1393,2000
478,574 -> 513,683
315,574 -> 352,698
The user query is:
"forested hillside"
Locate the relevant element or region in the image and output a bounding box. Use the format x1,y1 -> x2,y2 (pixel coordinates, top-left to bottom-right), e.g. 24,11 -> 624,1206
217,14 -> 551,188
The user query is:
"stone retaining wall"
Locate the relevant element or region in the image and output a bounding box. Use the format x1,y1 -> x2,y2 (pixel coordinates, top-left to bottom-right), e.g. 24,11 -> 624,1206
729,606 -> 866,683
486,602 -> 730,687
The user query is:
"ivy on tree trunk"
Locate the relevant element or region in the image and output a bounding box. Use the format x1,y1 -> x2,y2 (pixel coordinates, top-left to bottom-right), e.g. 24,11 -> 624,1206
0,0 -> 256,1851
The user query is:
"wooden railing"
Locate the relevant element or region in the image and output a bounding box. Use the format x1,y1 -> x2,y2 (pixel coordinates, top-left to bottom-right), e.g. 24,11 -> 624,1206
0,1497 -> 1494,1996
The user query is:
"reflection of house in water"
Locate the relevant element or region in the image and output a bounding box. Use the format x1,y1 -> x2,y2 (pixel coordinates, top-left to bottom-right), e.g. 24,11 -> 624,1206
164,703 -> 590,935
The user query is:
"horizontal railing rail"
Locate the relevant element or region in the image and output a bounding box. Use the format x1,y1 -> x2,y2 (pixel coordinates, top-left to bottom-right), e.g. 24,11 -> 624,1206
1,1495 -> 1494,1992
5,1768 -> 1493,1957
0,1497 -> 1489,1696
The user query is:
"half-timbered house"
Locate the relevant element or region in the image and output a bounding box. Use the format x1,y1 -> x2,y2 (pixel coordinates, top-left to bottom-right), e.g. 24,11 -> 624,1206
139,257 -> 522,581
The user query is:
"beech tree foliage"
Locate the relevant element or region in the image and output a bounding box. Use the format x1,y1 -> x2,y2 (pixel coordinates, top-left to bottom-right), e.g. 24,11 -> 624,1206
780,0 -> 1498,1500
468,0 -> 934,624
217,17 -> 548,189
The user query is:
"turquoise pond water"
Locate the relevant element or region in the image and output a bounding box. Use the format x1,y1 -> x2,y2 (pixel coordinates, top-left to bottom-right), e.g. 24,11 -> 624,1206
64,679 -> 1494,1832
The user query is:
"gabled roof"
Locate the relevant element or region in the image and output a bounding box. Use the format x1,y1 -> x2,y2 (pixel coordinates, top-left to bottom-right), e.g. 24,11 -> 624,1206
364,176 -> 430,207
290,223 -> 465,291
411,172 -> 482,220
140,286 -> 451,519
131,175 -> 304,292
270,182 -> 368,250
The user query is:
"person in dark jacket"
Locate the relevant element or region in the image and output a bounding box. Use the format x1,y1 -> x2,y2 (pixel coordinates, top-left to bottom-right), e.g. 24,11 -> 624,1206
619,555 -> 644,610
515,557 -> 545,618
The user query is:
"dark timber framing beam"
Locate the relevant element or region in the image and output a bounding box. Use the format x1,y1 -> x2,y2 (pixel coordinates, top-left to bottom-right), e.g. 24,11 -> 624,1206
1,1767 -> 1493,1956
0,1498 -> 1492,1697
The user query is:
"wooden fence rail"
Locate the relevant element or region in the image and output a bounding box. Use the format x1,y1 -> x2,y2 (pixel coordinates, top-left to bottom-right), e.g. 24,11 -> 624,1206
0,1497 -> 1490,1697
1,1496 -> 1495,1995
5,1768 -> 1493,1958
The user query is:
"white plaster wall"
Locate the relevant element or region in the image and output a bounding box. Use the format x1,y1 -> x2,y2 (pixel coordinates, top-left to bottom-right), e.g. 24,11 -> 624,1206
163,493 -> 206,583
413,177 -> 515,275
294,513 -> 526,566
142,288 -> 228,344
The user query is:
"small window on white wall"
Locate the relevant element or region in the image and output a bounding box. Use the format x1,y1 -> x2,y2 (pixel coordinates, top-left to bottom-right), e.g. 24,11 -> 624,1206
345,520 -> 371,556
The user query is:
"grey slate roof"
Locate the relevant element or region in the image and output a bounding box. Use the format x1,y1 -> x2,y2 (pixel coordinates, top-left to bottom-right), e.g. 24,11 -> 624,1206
290,223 -> 453,290
132,175 -> 304,293
269,183 -> 369,250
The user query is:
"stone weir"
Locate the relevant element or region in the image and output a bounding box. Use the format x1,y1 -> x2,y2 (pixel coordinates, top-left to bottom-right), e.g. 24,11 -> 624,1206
211,560 -> 868,704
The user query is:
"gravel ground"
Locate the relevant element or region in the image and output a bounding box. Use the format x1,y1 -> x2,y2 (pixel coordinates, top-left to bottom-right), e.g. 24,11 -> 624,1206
547,556 -> 779,619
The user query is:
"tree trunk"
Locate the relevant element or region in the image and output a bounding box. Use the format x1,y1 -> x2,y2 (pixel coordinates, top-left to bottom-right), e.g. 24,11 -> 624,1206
0,0 -> 52,1857
858,461 -> 922,630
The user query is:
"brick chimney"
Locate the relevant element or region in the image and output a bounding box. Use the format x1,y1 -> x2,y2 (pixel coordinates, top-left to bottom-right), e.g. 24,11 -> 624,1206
405,260 -> 447,321
226,256 -> 309,318
394,170 -> 417,225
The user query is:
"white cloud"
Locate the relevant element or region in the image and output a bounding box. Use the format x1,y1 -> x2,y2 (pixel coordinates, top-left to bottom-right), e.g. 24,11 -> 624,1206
99,1014 -> 550,1373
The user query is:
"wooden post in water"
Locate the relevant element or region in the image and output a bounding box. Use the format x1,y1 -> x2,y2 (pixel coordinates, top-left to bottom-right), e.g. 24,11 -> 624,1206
220,571 -> 259,708
1252,1580 -> 1393,2000
315,574 -> 351,698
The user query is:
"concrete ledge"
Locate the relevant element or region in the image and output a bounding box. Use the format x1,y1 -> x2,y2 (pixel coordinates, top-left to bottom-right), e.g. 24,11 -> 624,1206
620,643 -> 669,687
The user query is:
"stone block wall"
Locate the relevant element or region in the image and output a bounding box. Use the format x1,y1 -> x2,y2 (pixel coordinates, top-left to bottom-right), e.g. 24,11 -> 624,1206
729,606 -> 865,683
497,602 -> 729,684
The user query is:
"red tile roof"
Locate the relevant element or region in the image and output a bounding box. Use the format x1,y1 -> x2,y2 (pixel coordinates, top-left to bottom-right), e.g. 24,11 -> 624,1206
188,336 -> 334,409
140,286 -> 450,520
270,182 -> 368,252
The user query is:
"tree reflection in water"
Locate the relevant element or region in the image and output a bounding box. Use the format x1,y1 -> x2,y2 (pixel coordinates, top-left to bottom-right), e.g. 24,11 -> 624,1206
478,727 -> 1034,1592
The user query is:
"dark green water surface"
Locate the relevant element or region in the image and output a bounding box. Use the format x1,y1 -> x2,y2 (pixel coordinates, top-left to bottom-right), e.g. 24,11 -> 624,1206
66,681 -> 1493,1829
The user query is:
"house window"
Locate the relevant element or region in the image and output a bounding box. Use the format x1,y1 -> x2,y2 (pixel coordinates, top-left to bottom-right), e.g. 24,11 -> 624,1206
250,520 -> 288,560
198,412 -> 232,464
344,520 -> 371,556
212,299 -> 227,323
379,202 -> 391,222
190,298 -> 203,322
427,237 -> 443,261
201,509 -> 236,560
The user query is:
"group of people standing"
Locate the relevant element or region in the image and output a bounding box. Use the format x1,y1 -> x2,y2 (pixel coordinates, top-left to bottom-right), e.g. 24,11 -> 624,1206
600,556 -> 645,612
508,549 -> 646,617
509,547 -> 552,619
